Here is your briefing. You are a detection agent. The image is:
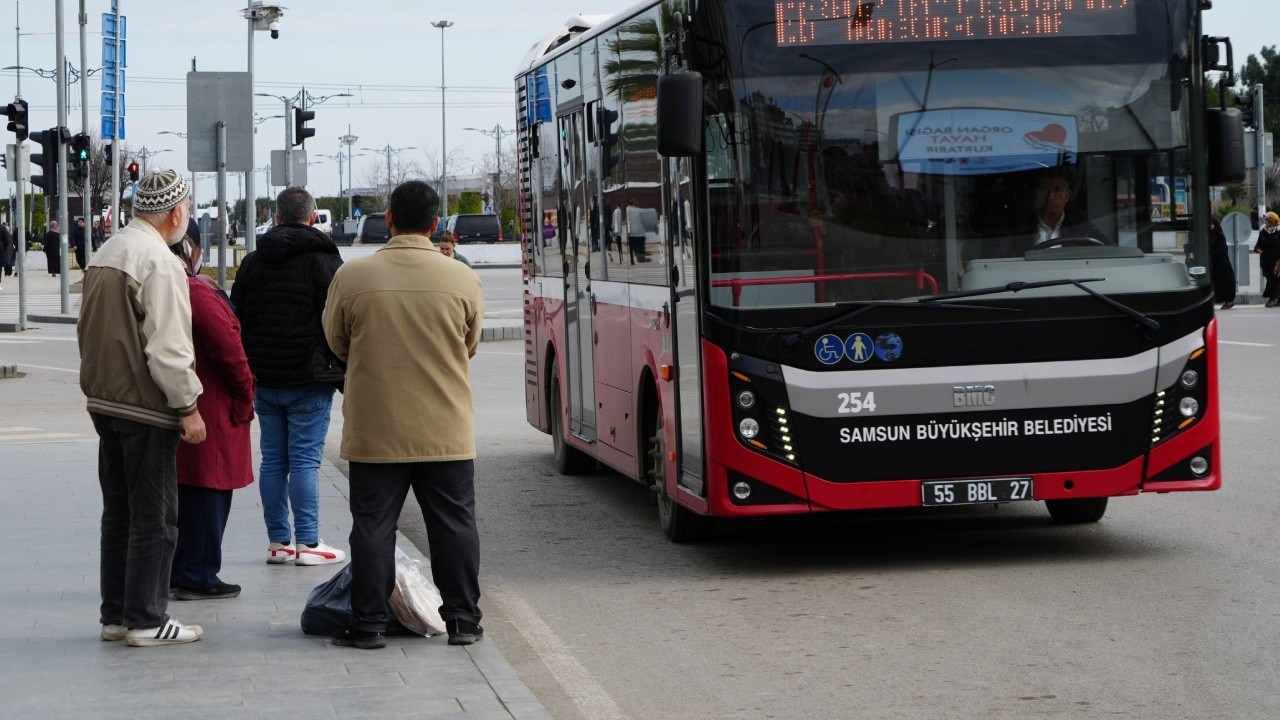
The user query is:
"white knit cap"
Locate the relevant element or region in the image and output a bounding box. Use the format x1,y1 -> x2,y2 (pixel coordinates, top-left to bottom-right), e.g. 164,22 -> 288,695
133,169 -> 190,214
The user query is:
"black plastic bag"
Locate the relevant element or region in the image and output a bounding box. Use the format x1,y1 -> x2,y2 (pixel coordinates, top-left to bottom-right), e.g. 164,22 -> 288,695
300,563 -> 410,636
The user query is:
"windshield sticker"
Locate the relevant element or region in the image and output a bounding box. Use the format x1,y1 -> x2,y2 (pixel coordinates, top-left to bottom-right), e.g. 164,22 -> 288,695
844,333 -> 874,363
874,333 -> 903,362
894,108 -> 1079,176
815,334 -> 845,365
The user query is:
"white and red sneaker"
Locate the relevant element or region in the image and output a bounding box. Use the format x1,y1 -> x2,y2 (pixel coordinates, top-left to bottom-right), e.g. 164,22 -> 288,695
267,541 -> 297,564
296,540 -> 345,566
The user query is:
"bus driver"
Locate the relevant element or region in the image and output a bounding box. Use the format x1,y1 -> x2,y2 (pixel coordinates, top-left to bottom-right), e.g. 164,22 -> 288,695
987,169 -> 1110,257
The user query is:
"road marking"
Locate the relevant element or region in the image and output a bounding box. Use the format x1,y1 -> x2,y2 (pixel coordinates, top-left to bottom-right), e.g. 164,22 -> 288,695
0,339 -> 41,344
18,364 -> 79,374
480,351 -> 525,356
1220,340 -> 1273,347
0,427 -> 93,445
488,582 -> 628,720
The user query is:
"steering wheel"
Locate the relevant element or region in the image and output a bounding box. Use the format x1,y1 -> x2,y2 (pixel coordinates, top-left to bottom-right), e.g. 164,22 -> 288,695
1028,236 -> 1106,251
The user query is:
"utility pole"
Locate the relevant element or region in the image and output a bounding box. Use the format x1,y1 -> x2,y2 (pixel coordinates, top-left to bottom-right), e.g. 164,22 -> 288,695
341,125 -> 357,218
55,0 -> 70,313
1255,84 -> 1267,227
78,0 -> 91,268
465,124 -> 513,215
432,20 -> 453,216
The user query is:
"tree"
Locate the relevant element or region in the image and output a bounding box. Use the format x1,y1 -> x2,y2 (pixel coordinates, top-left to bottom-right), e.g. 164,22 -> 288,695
89,137 -> 134,215
357,154 -> 427,208
1240,45 -> 1280,138
418,145 -> 470,209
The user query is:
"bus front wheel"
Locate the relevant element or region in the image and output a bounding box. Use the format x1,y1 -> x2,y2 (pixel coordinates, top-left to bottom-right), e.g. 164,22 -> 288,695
549,364 -> 594,475
1045,497 -> 1108,523
646,420 -> 709,543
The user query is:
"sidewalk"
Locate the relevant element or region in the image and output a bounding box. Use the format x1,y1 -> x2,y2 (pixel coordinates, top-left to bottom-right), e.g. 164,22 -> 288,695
1,251 -> 523,339
0,438 -> 549,719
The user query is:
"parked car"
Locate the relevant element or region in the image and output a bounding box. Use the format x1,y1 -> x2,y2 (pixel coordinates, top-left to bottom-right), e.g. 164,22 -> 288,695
352,213 -> 390,245
431,214 -> 454,241
443,213 -> 502,244
313,209 -> 333,236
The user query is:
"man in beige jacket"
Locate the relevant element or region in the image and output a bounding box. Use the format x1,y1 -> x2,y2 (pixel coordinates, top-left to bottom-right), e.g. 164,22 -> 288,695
322,180 -> 484,649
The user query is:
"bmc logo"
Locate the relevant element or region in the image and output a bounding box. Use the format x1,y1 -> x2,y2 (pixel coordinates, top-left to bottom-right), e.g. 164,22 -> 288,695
953,385 -> 996,407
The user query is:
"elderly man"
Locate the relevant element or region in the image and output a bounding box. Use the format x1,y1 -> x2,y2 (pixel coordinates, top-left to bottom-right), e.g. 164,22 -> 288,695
78,169 -> 208,647
323,180 -> 484,650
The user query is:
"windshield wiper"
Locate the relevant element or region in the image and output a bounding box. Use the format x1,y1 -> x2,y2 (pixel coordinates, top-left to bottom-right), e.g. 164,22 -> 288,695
921,278 -> 1162,338
781,299 -> 1016,349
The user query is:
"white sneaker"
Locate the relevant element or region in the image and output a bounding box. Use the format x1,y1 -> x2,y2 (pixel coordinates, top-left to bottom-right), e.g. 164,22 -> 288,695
125,619 -> 203,647
100,624 -> 128,641
295,540 -> 345,566
267,541 -> 296,564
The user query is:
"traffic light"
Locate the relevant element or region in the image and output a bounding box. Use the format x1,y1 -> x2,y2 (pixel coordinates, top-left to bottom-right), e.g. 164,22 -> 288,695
104,141 -> 113,166
293,107 -> 315,147
352,194 -> 363,211
4,99 -> 28,141
69,133 -> 91,182
128,160 -> 140,182
1235,92 -> 1256,128
29,127 -> 64,197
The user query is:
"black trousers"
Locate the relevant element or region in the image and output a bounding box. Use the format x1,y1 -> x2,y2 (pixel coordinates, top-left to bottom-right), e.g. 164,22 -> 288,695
348,460 -> 481,633
171,484 -> 233,590
91,412 -> 179,629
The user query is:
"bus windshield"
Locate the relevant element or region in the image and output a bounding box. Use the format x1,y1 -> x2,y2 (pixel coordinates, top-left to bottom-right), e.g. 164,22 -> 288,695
699,0 -> 1206,311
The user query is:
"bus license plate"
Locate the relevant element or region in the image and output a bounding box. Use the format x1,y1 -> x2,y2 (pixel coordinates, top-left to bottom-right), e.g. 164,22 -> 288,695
921,478 -> 1033,506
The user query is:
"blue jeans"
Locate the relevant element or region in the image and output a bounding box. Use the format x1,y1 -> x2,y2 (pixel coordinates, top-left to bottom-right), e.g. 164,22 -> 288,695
255,384 -> 335,547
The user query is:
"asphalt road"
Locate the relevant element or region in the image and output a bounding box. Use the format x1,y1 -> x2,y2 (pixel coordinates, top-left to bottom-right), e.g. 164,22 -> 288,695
4,275 -> 1276,719
400,297 -> 1280,720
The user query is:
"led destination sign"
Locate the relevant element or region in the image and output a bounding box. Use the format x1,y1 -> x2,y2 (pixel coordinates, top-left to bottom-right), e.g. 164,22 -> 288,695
775,0 -> 1137,46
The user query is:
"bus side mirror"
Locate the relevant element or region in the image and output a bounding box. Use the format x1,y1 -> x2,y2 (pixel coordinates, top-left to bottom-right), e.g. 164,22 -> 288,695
657,71 -> 703,158
1205,107 -> 1246,186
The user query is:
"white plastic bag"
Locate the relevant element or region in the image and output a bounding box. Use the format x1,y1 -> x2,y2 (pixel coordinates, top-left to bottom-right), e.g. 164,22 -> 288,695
390,546 -> 446,636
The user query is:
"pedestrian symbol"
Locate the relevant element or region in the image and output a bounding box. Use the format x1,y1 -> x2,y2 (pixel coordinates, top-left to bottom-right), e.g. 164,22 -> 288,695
814,334 -> 845,365
845,333 -> 873,363
353,207 -> 363,218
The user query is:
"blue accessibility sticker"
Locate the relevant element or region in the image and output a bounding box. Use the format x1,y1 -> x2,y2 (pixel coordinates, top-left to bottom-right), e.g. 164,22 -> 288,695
814,334 -> 845,365
844,333 -> 874,363
874,332 -> 903,362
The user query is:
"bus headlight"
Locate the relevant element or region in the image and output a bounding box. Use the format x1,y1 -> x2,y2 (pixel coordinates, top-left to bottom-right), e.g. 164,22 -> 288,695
1178,397 -> 1199,417
739,418 -> 760,439
1188,456 -> 1209,476
1180,370 -> 1198,388
736,390 -> 756,409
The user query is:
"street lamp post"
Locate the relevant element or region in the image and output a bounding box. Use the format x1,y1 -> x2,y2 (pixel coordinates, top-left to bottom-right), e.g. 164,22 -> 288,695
134,146 -> 172,176
258,88 -> 351,188
242,1 -> 285,252
361,144 -> 416,204
464,124 -> 514,216
431,20 -> 454,216
340,126 -> 358,218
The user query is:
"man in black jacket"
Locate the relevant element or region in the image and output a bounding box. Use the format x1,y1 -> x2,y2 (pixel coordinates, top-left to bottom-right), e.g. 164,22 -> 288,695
231,187 -> 347,567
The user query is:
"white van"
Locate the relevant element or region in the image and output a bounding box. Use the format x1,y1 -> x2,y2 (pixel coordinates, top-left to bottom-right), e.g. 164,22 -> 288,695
314,209 -> 333,236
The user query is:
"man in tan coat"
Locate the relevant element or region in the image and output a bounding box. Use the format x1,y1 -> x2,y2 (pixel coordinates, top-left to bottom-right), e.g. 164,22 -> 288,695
322,180 -> 484,649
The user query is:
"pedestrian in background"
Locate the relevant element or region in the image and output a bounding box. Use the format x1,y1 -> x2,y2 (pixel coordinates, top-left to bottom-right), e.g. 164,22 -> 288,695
231,187 -> 346,567
439,233 -> 471,267
43,220 -> 60,276
78,169 -> 207,646
323,180 -> 485,650
72,218 -> 87,270
1209,215 -> 1236,309
168,222 -> 256,601
1254,211 -> 1280,308
0,220 -> 15,284
92,218 -> 105,251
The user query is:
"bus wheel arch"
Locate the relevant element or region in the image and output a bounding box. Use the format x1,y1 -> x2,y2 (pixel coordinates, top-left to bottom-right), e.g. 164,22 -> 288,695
640,373 -> 709,542
547,350 -> 593,475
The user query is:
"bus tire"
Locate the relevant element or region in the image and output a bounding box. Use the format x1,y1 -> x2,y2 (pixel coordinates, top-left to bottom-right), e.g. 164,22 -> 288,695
1045,497 -> 1108,523
647,419 -> 709,543
550,364 -> 594,475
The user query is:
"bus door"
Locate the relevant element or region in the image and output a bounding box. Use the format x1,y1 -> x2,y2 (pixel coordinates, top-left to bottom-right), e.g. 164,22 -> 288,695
558,105 -> 597,442
666,155 -> 705,496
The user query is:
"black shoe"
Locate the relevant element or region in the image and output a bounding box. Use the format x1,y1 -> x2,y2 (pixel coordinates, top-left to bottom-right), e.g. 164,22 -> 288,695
1221,301 -> 1235,309
171,582 -> 241,600
332,628 -> 387,650
446,618 -> 484,646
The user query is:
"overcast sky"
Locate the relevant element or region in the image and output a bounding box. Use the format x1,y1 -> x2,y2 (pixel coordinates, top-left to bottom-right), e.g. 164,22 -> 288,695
1,0 -> 1273,202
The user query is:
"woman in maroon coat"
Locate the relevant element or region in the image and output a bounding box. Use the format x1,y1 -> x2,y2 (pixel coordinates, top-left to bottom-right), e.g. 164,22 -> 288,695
169,231 -> 256,600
